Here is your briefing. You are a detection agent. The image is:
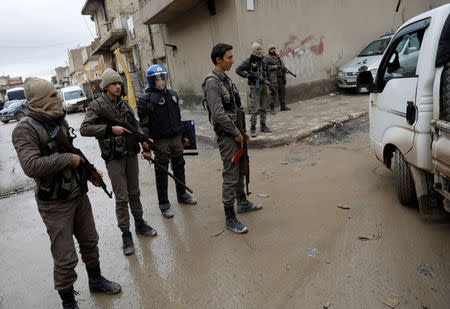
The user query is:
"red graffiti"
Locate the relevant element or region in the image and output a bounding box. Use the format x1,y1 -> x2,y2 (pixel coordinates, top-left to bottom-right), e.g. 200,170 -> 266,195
279,35 -> 324,59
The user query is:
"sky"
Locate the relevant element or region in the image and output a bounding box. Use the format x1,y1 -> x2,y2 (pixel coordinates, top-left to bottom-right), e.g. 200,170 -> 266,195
0,0 -> 96,81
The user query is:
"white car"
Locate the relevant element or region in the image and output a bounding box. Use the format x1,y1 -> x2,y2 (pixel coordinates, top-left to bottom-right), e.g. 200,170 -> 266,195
358,4 -> 450,218
58,85 -> 88,113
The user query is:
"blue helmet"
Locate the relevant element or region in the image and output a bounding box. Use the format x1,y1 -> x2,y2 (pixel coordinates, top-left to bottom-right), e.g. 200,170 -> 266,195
146,64 -> 168,89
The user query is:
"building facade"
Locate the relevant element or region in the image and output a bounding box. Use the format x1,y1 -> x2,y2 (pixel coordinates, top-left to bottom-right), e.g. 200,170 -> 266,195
141,0 -> 449,107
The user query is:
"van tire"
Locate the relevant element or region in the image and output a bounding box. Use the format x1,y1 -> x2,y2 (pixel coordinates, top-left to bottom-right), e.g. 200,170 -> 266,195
393,149 -> 417,205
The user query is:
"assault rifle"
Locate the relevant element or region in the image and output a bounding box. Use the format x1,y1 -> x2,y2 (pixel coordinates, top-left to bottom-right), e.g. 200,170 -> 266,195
281,66 -> 296,78
248,71 -> 276,96
231,107 -> 251,196
98,107 -> 194,193
51,126 -> 113,198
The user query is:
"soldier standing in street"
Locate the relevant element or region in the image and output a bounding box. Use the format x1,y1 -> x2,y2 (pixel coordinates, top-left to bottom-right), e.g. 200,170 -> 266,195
12,77 -> 121,309
137,64 -> 197,219
80,69 -> 156,256
264,44 -> 291,114
202,43 -> 262,234
236,42 -> 271,138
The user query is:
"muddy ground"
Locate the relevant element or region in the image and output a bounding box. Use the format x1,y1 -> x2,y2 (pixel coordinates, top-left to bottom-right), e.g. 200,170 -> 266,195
0,115 -> 449,308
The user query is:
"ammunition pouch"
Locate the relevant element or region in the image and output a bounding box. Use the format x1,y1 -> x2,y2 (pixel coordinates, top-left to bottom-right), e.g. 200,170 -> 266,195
98,135 -> 128,161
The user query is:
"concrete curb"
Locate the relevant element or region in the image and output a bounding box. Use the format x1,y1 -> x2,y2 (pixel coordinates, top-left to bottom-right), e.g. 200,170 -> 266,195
195,110 -> 368,149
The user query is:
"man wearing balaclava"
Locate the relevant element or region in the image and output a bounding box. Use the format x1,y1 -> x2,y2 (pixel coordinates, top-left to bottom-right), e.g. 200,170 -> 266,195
80,68 -> 157,257
264,44 -> 292,114
12,77 -> 121,309
236,42 -> 272,138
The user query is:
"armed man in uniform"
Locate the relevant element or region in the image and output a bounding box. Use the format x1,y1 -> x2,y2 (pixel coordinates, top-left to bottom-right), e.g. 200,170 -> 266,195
80,69 -> 156,256
202,43 -> 262,234
12,77 -> 121,309
137,64 -> 197,219
236,42 -> 271,138
264,44 -> 291,114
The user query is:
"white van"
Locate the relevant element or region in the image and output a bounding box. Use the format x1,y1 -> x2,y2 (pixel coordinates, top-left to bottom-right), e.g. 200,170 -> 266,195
358,4 -> 450,218
58,85 -> 88,113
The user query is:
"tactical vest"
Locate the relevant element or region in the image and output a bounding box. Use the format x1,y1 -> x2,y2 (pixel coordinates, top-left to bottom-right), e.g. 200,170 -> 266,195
95,96 -> 140,161
202,72 -> 241,136
21,117 -> 81,201
140,90 -> 182,139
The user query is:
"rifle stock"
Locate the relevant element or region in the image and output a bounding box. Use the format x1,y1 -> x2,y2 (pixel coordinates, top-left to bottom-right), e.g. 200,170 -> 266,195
52,127 -> 113,198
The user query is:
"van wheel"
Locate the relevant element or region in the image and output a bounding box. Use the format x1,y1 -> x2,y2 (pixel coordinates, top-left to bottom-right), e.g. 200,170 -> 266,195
15,112 -> 25,121
393,149 -> 417,206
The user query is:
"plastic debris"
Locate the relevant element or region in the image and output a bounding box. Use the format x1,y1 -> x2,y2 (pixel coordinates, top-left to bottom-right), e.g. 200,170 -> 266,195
285,264 -> 293,271
337,204 -> 350,210
380,293 -> 400,308
256,193 -> 270,198
211,229 -> 225,238
281,161 -> 289,165
323,301 -> 331,308
358,232 -> 382,241
308,248 -> 318,257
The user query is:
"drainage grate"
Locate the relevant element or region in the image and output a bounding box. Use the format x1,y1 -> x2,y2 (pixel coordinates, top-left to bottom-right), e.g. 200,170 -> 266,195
0,186 -> 35,200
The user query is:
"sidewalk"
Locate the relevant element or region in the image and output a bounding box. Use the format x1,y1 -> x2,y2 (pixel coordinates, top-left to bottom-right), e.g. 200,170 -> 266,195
181,93 -> 369,148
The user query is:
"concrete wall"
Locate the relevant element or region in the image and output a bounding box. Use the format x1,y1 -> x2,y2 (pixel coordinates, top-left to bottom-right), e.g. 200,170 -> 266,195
160,0 -> 240,108
153,0 -> 438,107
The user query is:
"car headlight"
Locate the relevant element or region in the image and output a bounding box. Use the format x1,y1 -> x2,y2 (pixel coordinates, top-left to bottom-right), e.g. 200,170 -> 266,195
337,71 -> 345,77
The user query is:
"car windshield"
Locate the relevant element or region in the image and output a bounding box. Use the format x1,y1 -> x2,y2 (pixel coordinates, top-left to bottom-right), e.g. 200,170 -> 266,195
64,90 -> 84,101
4,100 -> 24,109
358,38 -> 391,57
6,90 -> 25,101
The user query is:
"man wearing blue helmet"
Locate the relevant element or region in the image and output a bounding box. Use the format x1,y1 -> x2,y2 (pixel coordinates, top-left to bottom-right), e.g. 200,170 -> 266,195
137,64 -> 197,218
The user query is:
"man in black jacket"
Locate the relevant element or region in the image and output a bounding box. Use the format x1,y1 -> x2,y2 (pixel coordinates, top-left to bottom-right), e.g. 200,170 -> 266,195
137,64 -> 197,219
236,42 -> 272,138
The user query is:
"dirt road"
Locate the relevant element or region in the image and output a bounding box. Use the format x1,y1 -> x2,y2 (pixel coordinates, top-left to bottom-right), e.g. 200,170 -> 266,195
0,116 -> 448,308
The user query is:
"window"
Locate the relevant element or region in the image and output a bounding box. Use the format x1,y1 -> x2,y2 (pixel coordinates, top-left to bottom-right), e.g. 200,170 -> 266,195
64,90 -> 84,101
358,38 -> 391,57
382,30 -> 423,85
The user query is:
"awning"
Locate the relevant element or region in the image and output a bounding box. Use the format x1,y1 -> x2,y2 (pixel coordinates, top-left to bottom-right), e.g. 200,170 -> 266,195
91,29 -> 127,55
141,0 -> 201,24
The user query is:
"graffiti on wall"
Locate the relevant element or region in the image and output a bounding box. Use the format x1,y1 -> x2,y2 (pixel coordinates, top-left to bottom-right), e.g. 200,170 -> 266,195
279,35 -> 324,81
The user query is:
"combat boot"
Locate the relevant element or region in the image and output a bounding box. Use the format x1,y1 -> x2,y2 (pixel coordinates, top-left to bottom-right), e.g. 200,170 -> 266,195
121,231 -> 135,256
225,207 -> 248,234
250,125 -> 257,138
237,194 -> 263,214
58,287 -> 78,309
135,218 -> 157,236
260,123 -> 272,133
178,192 -> 197,205
86,263 -> 122,295
270,105 -> 277,115
161,207 -> 174,218
280,104 -> 291,111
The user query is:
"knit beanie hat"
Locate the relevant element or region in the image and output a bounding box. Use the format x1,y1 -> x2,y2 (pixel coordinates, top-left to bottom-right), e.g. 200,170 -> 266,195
251,42 -> 263,57
24,77 -> 64,119
100,68 -> 122,89
267,43 -> 276,51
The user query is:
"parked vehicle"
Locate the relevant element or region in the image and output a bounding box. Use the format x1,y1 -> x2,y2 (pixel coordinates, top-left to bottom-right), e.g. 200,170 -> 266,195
5,87 -> 25,101
58,85 -> 89,113
358,4 -> 450,218
0,99 -> 28,123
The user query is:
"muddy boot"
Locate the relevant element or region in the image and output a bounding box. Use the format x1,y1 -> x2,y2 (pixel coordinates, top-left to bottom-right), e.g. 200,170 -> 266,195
135,218 -> 157,236
121,231 -> 135,256
280,103 -> 291,111
225,207 -> 248,234
237,194 -> 263,214
260,123 -> 272,133
86,263 -> 122,295
270,105 -> 277,115
161,207 -> 174,218
250,125 -> 257,138
58,287 -> 78,309
178,192 -> 197,205
172,156 -> 197,205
